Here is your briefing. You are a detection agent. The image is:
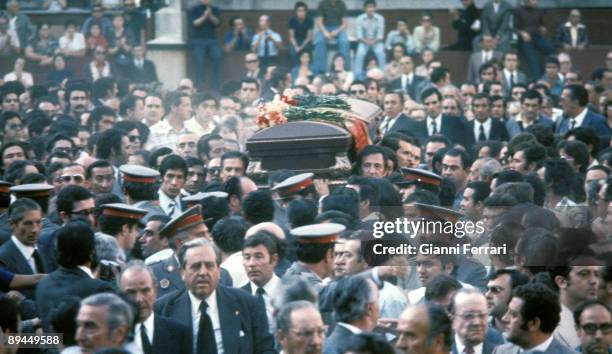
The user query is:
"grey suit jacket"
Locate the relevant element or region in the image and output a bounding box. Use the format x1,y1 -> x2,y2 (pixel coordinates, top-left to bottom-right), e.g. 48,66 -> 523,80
481,1 -> 513,50
492,338 -> 580,354
467,50 -> 503,83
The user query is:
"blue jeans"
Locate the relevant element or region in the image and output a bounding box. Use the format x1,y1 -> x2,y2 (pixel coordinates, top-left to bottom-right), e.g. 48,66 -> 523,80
518,34 -> 555,79
353,41 -> 386,80
288,40 -> 312,68
192,38 -> 223,91
313,25 -> 350,74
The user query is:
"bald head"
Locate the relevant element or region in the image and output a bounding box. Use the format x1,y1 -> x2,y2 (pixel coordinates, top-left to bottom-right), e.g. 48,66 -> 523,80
246,222 -> 285,240
397,304 -> 451,354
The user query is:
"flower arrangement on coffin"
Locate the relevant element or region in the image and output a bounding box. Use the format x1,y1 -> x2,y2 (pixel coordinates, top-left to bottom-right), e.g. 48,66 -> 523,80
256,93 -> 348,128
256,92 -> 372,154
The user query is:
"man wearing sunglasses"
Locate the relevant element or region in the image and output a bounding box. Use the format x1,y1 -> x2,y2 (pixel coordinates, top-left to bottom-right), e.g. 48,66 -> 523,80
0,111 -> 28,144
574,300 -> 612,354
485,269 -> 529,333
348,81 -> 368,100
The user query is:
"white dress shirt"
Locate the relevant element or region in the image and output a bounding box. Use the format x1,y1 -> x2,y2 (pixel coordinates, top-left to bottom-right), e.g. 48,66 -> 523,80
337,322 -> 363,335
11,236 -> 38,272
249,274 -> 281,334
482,50 -> 493,63
473,118 -> 492,141
455,334 -> 484,354
379,113 -> 401,135
503,68 -> 518,85
131,313 -> 155,353
571,107 -> 588,129
220,252 -> 249,288
427,114 -> 442,136
77,265 -> 95,279
189,290 -> 224,354
158,190 -> 182,218
401,73 -> 414,91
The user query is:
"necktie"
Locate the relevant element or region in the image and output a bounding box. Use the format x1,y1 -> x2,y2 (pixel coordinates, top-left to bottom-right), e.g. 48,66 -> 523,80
478,124 -> 487,141
263,33 -> 270,60
570,119 -> 576,130
167,201 -> 176,217
140,324 -> 153,354
380,118 -> 391,135
256,287 -> 266,310
32,249 -> 44,273
511,72 -> 516,86
198,302 -> 218,354
464,346 -> 475,354
430,120 -> 438,135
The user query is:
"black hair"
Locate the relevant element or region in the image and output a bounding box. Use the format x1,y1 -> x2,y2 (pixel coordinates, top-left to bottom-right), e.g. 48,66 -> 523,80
0,296 -> 20,333
424,274 -> 461,303
559,140 -> 589,174
56,221 -> 95,268
430,67 -> 450,85
159,154 -> 187,179
221,151 -> 249,172
287,198 -> 318,228
444,148 -> 471,170
56,185 -> 93,215
49,296 -> 81,346
211,216 -> 247,254
404,190 -> 440,206
322,187 -> 360,222
332,276 -> 375,323
95,128 -> 127,160
200,195 -> 230,231
197,133 -> 224,160
243,231 -> 280,258
544,158 -> 575,198
564,84 -> 589,107
512,283 -> 561,333
420,87 -> 442,103
242,190 -> 275,225
148,147 -> 172,169
466,181 -> 491,204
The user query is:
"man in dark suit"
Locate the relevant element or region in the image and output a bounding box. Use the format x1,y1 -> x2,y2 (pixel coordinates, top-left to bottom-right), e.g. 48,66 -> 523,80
500,52 -> 527,95
277,301 -> 326,354
390,56 -> 426,101
35,221 -> 114,331
129,45 -> 159,84
557,85 -> 612,138
420,87 -> 468,147
323,277 -> 380,354
494,283 -> 580,354
445,0 -> 480,51
481,0 -> 513,52
467,35 -> 503,83
120,262 -> 191,354
555,9 -> 588,51
450,289 -> 505,354
378,91 -> 428,143
465,93 -> 510,150
154,238 -> 275,354
0,198 -> 53,302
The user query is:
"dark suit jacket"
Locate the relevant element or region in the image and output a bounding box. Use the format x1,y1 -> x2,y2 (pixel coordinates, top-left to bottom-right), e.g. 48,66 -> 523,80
464,118 -> 510,150
390,74 -> 426,101
35,266 -> 114,330
83,61 -> 117,82
386,113 -> 429,145
128,59 -> 159,84
154,286 -> 276,354
322,324 -> 359,354
0,239 -> 53,299
152,315 -> 192,354
451,327 -> 505,354
556,109 -> 612,137
555,22 -> 588,49
419,114 -> 469,148
501,70 -> 528,96
151,255 -> 233,299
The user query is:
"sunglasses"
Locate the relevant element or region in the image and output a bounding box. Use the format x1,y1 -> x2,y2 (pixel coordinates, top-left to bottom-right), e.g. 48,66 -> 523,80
7,123 -> 24,131
486,285 -> 504,294
59,175 -> 85,183
208,167 -> 221,175
71,207 -> 95,217
350,90 -> 365,94
580,323 -> 612,335
246,59 -> 259,64
128,135 -> 141,143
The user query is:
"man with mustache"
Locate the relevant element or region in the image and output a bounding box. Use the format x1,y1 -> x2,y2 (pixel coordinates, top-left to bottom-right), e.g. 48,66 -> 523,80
449,289 -> 504,354
154,238 -> 275,354
65,81 -> 90,120
485,269 -> 529,333
550,265 -> 603,349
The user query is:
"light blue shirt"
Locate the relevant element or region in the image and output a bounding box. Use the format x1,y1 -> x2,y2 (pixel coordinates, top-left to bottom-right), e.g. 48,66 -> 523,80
356,13 -> 385,41
251,30 -> 282,57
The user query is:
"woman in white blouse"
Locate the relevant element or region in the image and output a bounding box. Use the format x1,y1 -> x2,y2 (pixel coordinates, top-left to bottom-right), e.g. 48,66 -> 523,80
412,13 -> 440,53
3,57 -> 33,87
58,20 -> 86,57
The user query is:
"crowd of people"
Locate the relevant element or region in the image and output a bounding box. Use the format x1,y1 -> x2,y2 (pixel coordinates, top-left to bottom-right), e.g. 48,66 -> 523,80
0,0 -> 611,354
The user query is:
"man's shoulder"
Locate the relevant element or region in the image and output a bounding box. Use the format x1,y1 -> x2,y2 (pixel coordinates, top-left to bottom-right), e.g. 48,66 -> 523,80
492,343 -> 520,354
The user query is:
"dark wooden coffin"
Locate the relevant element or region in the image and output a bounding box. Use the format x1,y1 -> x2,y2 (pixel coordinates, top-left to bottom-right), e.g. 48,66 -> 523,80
246,121 -> 351,171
